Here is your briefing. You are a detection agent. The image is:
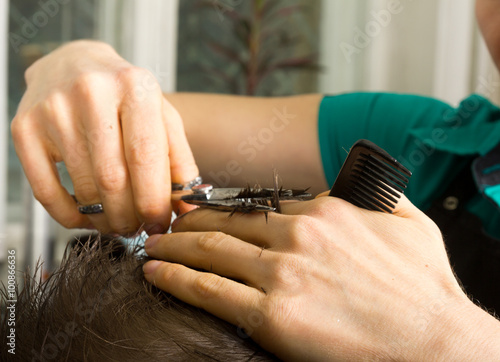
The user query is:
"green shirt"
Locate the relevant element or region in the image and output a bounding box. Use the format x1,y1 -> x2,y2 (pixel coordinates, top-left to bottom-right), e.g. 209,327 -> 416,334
318,93 -> 500,238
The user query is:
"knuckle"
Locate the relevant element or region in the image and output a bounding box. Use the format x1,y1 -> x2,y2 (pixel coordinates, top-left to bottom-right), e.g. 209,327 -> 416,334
120,66 -> 156,85
284,215 -> 317,249
32,187 -> 87,229
10,116 -> 26,142
118,67 -> 160,98
127,135 -> 163,169
158,263 -> 183,284
136,198 -> 168,221
268,254 -> 303,287
303,197 -> 358,229
308,197 -> 348,219
94,162 -> 128,193
193,273 -> 224,300
73,174 -> 98,201
196,232 -> 225,255
39,93 -> 66,116
32,184 -> 58,204
72,72 -> 111,104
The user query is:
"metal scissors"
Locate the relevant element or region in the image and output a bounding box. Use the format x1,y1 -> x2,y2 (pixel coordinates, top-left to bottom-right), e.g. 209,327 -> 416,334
172,184 -> 312,213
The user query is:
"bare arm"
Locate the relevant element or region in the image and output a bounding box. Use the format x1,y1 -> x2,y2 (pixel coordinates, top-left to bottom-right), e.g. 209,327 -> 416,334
166,93 -> 328,195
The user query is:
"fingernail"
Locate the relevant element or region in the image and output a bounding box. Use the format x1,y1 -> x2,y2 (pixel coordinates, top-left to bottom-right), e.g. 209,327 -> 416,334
144,235 -> 161,250
143,260 -> 162,275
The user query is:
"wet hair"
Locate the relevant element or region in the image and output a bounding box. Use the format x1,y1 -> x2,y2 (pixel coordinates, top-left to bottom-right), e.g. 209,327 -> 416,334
0,236 -> 277,361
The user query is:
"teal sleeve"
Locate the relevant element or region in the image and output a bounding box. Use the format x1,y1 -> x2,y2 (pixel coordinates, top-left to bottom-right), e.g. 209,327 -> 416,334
318,93 -> 500,237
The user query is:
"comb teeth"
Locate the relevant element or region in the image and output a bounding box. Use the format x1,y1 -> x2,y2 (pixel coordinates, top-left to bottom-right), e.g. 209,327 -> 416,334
329,140 -> 412,213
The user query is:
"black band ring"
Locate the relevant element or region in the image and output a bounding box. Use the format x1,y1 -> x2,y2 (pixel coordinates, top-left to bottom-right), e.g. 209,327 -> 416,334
78,203 -> 104,215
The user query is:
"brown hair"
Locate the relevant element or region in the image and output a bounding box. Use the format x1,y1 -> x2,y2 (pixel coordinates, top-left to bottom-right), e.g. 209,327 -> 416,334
1,237 -> 278,361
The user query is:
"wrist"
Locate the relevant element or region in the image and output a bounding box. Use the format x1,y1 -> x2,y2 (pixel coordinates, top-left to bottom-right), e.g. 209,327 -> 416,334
420,297 -> 500,361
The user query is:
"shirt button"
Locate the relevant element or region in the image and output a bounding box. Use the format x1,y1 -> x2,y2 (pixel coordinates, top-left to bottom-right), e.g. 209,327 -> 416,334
443,196 -> 459,211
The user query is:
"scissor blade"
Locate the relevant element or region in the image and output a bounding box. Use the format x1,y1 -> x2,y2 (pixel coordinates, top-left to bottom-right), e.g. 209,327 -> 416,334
185,199 -> 276,212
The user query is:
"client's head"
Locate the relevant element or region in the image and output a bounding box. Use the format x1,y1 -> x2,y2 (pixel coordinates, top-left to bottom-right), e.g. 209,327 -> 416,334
1,236 -> 277,361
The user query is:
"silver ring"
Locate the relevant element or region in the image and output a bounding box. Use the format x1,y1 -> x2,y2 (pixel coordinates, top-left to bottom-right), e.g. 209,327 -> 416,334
78,203 -> 104,215
172,176 -> 203,191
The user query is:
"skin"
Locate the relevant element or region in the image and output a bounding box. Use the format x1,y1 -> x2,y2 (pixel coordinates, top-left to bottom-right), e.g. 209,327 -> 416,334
143,195 -> 500,361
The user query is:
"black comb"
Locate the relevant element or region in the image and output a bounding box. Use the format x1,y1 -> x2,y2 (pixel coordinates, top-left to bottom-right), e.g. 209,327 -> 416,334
329,139 -> 412,213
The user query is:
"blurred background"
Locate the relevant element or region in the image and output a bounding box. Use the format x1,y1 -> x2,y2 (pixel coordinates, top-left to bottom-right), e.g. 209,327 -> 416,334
1,0 -> 500,278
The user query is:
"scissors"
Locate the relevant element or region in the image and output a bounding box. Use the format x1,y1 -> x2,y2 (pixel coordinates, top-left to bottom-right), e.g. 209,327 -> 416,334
171,183 -> 312,213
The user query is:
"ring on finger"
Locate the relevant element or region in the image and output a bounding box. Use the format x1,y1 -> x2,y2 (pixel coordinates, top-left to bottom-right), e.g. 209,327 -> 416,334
172,176 -> 203,191
77,203 -> 104,215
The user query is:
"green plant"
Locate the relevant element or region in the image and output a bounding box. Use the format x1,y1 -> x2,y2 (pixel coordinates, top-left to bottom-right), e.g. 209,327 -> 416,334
195,0 -> 319,96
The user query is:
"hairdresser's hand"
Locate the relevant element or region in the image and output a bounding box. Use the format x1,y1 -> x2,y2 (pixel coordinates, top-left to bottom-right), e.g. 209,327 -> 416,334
144,195 -> 500,361
11,40 -> 198,234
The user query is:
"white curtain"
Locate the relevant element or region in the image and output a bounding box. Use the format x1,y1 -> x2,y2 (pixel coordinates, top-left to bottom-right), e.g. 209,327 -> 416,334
319,0 -> 500,106
97,0 -> 179,92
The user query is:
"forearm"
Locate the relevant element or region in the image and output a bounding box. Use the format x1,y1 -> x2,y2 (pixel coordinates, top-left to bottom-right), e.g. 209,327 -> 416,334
165,93 -> 328,194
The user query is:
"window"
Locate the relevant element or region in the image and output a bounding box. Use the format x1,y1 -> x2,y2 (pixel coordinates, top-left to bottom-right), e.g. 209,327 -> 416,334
176,0 -> 320,96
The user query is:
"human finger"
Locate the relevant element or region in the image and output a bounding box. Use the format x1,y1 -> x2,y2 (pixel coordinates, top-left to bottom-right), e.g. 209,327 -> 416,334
162,98 -> 200,216
11,116 -> 89,228
63,143 -> 112,233
162,98 -> 199,185
171,208 -> 287,248
78,84 -> 140,234
120,71 -> 171,231
145,231 -> 267,287
143,260 -> 264,332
